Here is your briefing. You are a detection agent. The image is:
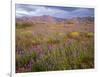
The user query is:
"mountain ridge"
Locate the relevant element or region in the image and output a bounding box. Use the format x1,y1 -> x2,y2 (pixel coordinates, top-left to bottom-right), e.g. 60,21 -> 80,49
16,15 -> 94,24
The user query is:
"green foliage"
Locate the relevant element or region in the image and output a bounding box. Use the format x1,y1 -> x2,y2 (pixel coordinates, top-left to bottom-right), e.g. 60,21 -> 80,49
68,31 -> 80,38
32,36 -> 43,45
31,51 -> 37,62
86,32 -> 94,37
16,22 -> 32,29
16,50 -> 38,68
16,32 -> 34,52
31,60 -> 47,72
46,37 -> 60,44
66,21 -> 74,24
16,53 -> 31,67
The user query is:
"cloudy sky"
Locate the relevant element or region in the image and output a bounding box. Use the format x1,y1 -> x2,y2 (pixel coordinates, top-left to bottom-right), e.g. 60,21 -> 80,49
16,4 -> 94,19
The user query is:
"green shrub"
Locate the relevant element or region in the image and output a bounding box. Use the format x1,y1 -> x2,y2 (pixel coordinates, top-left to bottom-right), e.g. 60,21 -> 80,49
66,21 -> 74,24
16,32 -> 33,52
86,32 -> 94,37
16,22 -> 32,29
31,60 -> 47,72
31,51 -> 37,62
16,53 -> 31,67
68,32 -> 80,39
46,37 -> 60,44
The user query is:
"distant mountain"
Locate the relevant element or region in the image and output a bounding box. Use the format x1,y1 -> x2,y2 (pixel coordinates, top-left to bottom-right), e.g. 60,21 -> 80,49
30,15 -> 56,23
63,17 -> 94,24
16,15 -> 94,25
74,17 -> 94,22
16,15 -> 66,23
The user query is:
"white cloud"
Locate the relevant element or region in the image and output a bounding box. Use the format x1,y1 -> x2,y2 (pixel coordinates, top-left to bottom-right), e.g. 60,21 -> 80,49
16,4 -> 94,18
16,5 -> 69,18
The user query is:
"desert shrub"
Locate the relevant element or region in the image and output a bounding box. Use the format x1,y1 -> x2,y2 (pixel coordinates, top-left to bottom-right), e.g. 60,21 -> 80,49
66,21 -> 74,24
31,60 -> 47,72
77,53 -> 94,68
32,37 -> 42,45
16,32 -> 33,53
53,32 -> 64,36
86,32 -> 94,38
31,34 -> 45,45
16,22 -> 32,29
65,41 -> 94,69
42,35 -> 60,44
16,49 -> 38,66
46,37 -> 60,44
30,50 -> 37,62
68,32 -> 80,39
53,32 -> 67,41
16,53 -> 31,67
